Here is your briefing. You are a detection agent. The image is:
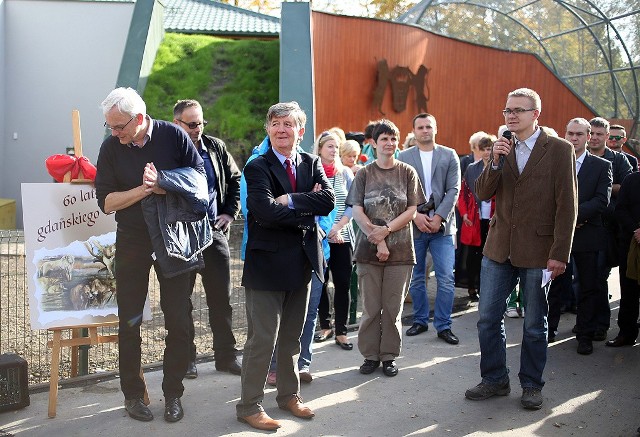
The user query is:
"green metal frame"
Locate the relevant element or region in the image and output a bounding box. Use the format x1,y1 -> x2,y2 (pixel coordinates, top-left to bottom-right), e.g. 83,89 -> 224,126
398,0 -> 640,138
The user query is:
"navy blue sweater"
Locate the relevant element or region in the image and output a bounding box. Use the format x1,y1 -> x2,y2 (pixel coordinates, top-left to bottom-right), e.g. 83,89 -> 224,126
95,119 -> 204,233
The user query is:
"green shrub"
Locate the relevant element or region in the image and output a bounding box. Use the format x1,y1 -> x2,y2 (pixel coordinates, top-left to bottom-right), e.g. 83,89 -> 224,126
144,33 -> 279,165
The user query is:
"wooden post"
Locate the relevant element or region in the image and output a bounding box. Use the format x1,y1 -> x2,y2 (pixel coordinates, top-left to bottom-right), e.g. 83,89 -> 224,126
63,109 -> 92,183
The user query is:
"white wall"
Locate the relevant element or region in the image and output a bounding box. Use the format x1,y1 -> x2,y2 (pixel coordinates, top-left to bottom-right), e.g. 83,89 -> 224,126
2,0 -> 134,227
138,0 -> 165,92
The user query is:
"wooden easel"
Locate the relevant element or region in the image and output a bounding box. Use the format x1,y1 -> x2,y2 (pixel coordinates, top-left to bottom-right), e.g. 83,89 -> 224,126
47,110 -> 148,418
47,321 -> 150,418
63,109 -> 92,183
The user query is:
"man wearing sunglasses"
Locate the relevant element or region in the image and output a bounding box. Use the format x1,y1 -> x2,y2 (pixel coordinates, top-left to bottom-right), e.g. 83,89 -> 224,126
607,124 -> 638,172
172,99 -> 242,378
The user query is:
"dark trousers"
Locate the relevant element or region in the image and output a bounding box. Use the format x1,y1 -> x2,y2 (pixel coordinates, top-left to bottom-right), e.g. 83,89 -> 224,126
188,229 -> 237,363
115,232 -> 191,400
573,251 -> 602,341
616,237 -> 640,340
236,285 -> 310,417
596,250 -> 612,330
465,219 -> 490,291
318,243 -> 353,336
548,260 -> 574,336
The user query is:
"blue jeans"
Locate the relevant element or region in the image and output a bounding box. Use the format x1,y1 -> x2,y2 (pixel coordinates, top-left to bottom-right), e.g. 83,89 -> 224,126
270,269 -> 324,373
408,231 -> 455,332
477,257 -> 549,389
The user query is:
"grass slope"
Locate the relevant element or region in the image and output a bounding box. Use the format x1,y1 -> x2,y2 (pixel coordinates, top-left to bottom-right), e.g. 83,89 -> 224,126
144,33 -> 279,164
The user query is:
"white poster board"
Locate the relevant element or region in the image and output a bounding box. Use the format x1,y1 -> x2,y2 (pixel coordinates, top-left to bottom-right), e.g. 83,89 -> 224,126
21,183 -> 150,329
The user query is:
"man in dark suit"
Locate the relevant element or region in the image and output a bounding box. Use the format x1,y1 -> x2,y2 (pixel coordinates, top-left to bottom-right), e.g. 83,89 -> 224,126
548,118 -> 612,354
588,117 -> 633,341
465,88 -> 577,410
236,102 -> 335,431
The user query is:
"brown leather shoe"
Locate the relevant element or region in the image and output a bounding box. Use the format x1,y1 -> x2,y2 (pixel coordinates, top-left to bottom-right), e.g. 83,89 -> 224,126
279,394 -> 315,419
237,411 -> 281,431
299,371 -> 313,383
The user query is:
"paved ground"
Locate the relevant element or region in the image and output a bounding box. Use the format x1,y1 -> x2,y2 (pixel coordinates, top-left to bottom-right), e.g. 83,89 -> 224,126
1,268 -> 638,436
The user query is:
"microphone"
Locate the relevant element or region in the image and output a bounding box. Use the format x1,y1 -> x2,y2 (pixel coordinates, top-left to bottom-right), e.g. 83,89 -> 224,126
497,130 -> 512,170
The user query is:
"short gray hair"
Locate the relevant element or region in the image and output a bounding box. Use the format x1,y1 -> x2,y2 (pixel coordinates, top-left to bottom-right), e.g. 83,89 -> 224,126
589,117 -> 610,131
508,88 -> 542,112
101,87 -> 146,117
265,101 -> 306,131
567,117 -> 591,133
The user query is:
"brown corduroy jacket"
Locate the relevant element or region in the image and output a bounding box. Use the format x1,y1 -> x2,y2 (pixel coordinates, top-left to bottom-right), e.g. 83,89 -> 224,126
475,128 -> 578,268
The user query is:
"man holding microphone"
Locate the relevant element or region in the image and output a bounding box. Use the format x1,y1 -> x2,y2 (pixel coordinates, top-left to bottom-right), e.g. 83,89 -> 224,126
465,88 -> 577,410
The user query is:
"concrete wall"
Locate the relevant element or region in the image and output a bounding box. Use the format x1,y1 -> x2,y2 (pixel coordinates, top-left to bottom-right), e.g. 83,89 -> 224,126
2,0 -> 134,227
280,2 -> 315,152
0,0 -> 6,201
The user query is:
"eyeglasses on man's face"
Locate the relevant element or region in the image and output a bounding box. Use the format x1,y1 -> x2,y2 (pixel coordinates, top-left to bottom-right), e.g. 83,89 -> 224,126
177,119 -> 208,130
104,115 -> 136,132
502,108 -> 536,116
609,135 -> 624,141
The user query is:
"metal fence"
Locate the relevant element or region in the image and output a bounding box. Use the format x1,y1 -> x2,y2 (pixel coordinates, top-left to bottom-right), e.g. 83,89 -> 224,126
0,224 -> 248,387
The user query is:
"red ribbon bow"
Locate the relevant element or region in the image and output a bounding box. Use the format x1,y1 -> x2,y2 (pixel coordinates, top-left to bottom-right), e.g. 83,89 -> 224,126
45,154 -> 97,182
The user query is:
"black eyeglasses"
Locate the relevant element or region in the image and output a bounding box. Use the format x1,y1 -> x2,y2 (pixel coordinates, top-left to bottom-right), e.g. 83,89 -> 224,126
104,116 -> 135,131
609,135 -> 624,141
502,108 -> 536,116
177,119 -> 208,130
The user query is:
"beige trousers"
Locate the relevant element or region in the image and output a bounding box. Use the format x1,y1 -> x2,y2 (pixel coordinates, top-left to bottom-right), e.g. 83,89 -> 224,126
357,263 -> 413,362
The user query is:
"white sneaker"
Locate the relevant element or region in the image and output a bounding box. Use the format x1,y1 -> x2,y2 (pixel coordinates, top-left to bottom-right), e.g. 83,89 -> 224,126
505,307 -> 520,318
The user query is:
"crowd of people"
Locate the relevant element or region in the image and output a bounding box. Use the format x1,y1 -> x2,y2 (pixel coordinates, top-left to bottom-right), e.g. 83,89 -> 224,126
94,86 -> 639,430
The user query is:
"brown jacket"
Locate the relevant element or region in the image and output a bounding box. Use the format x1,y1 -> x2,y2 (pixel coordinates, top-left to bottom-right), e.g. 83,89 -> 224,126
475,128 -> 577,268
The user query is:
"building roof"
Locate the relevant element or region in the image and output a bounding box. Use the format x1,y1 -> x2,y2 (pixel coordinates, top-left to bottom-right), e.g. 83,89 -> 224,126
163,0 -> 280,38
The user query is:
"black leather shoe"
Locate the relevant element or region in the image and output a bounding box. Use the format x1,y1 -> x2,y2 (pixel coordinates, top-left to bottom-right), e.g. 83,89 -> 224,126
605,336 -> 636,347
313,329 -> 334,342
185,361 -> 198,379
335,339 -> 353,350
437,329 -> 459,345
164,397 -> 184,422
577,339 -> 593,355
216,357 -> 242,375
125,398 -> 153,422
406,323 -> 428,336
593,329 -> 608,341
359,359 -> 380,374
382,360 -> 398,377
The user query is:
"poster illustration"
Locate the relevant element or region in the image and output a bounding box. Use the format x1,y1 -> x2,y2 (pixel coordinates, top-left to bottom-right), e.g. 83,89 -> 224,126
22,183 -> 150,329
